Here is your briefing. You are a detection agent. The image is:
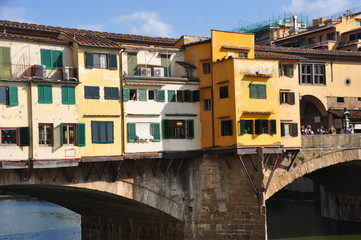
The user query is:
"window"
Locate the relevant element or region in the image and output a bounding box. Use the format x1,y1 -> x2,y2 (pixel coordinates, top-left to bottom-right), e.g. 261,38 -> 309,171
356,20 -> 361,26
281,122 -> 298,137
0,128 -> 18,144
41,49 -> 63,68
38,84 -> 52,104
177,90 -> 185,102
319,35 -> 323,42
62,123 -> 76,145
204,99 -> 211,111
219,86 -> 229,99
221,120 -> 233,136
138,89 -> 147,101
168,90 -> 176,102
280,92 -> 295,105
203,62 -> 211,74
240,119 -> 254,134
161,54 -> 171,77
85,52 -> 118,70
148,90 -> 155,100
127,52 -> 138,75
255,120 -> 276,135
308,37 -> 316,45
0,46 -> 12,78
299,63 -> 326,85
104,87 -> 119,100
62,86 -> 75,104
84,86 -> 100,99
162,119 -> 194,139
239,52 -> 247,58
91,121 -> 114,143
327,33 -> 335,41
249,84 -> 266,99
279,64 -> 294,77
127,122 -> 160,142
337,97 -> 344,103
0,86 -> 18,106
39,123 -> 53,145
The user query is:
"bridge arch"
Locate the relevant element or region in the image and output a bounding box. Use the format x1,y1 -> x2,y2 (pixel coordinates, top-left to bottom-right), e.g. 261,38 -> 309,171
265,147 -> 361,200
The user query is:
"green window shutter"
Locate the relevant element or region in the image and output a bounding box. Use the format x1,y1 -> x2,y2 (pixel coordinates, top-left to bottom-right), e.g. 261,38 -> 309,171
184,90 -> 192,102
240,119 -> 246,134
192,90 -> 200,102
250,85 -> 258,98
255,120 -> 262,134
92,87 -> 99,99
123,88 -> 130,101
186,119 -> 194,139
77,123 -> 86,146
45,85 -> 52,103
138,89 -> 147,101
109,53 -> 118,70
38,85 -> 44,103
0,87 -> 6,104
280,92 -> 283,105
162,120 -> 169,139
62,86 -> 68,104
60,123 -> 64,145
289,64 -> 294,77
91,121 -> 99,143
0,47 -> 12,78
270,120 -> 277,135
127,123 -> 136,142
292,123 -> 298,137
52,50 -> 63,67
84,86 -> 92,99
68,86 -> 75,104
19,127 -> 30,146
290,92 -> 295,105
106,122 -> 114,143
85,52 -> 94,69
281,123 -> 285,136
259,85 -> 266,99
168,90 -> 176,102
8,86 -> 18,106
41,49 -> 52,67
111,88 -> 119,99
127,53 -> 138,75
156,89 -> 165,102
104,87 -> 111,99
161,55 -> 171,77
151,123 -> 161,142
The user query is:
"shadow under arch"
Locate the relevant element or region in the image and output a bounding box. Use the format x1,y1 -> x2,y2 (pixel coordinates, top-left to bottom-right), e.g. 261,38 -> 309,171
0,184 -> 181,222
300,95 -> 328,128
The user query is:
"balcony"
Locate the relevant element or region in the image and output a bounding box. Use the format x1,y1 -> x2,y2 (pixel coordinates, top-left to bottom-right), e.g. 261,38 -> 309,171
0,64 -> 78,82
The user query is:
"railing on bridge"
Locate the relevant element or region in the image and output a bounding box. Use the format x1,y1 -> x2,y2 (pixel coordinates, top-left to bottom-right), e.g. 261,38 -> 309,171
302,134 -> 361,148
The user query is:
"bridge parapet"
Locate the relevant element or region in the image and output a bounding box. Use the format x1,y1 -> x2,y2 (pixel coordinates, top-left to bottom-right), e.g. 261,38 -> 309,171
302,134 -> 361,148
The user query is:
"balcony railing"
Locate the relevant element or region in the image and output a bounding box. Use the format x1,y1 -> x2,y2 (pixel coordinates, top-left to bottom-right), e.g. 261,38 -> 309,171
0,64 -> 78,81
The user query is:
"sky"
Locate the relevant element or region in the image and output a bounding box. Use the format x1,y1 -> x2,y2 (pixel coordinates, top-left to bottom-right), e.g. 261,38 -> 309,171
0,0 -> 360,39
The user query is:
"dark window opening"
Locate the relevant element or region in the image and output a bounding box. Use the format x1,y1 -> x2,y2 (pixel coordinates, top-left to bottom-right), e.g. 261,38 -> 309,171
219,86 -> 229,99
221,120 -> 233,136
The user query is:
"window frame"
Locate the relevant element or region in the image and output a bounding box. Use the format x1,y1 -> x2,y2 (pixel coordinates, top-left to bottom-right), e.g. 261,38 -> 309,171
62,123 -> 77,145
221,120 -> 233,136
280,92 -> 295,105
162,119 -> 194,139
281,122 -> 298,137
40,49 -> 63,68
38,123 -> 54,146
104,87 -> 119,100
240,119 -> 254,134
84,86 -> 100,99
91,121 -> 114,144
299,62 -> 326,85
249,84 -> 266,99
38,84 -> 53,104
62,85 -> 75,104
203,62 -> 211,74
0,127 -> 18,145
219,85 -> 229,99
203,99 -> 211,111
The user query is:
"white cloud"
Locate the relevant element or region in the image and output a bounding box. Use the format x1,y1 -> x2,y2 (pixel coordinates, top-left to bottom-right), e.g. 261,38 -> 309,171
0,5 -> 29,22
77,24 -> 104,32
111,12 -> 174,37
283,0 -> 350,18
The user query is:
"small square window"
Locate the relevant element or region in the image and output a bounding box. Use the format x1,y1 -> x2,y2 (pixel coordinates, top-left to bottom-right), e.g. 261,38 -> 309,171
203,99 -> 211,111
148,90 -> 155,100
221,120 -> 233,136
203,62 -> 211,74
0,128 -> 18,144
239,52 -> 247,58
219,86 -> 229,99
39,123 -> 53,145
337,97 -> 344,103
130,89 -> 137,100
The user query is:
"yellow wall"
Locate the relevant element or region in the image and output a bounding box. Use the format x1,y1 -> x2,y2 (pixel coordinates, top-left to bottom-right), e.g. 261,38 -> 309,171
76,47 -> 123,157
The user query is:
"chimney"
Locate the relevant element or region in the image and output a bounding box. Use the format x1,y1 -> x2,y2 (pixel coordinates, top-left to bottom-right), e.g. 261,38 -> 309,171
293,15 -> 298,32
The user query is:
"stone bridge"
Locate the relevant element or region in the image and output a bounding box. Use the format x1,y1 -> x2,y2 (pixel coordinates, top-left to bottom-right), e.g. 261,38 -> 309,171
1,134 -> 361,240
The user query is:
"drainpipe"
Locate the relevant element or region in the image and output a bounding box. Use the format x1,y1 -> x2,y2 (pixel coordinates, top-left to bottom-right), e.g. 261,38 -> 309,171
27,80 -> 34,161
211,32 -> 215,148
119,49 -> 125,155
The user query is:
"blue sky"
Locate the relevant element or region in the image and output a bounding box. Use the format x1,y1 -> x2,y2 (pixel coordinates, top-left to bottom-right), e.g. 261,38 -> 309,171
0,0 -> 360,38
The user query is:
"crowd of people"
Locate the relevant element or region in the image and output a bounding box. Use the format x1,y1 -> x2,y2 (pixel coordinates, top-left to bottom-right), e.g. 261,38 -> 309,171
301,124 -> 354,135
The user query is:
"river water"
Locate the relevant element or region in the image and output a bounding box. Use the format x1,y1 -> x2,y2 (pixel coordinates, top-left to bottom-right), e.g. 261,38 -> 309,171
0,199 -> 80,240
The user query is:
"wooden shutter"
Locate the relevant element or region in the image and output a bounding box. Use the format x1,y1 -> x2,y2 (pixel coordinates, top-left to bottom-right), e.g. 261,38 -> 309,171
92,87 -> 100,99
52,50 -> 63,67
156,89 -> 165,102
106,122 -> 114,143
161,54 -> 171,77
279,63 -> 283,76
184,90 -> 192,102
41,49 -> 52,67
0,47 -> 11,78
0,87 -> 6,104
127,53 -> 138,75
279,92 -> 283,104
123,88 -> 130,101
84,86 -> 92,99
60,123 -> 64,145
250,85 -> 258,98
258,85 -> 266,99
168,90 -> 176,102
240,119 -> 246,134
127,123 -> 136,142
289,64 -> 294,77
91,121 -> 99,143
38,85 -> 44,103
281,123 -> 285,136
8,86 -> 18,106
186,119 -> 194,139
162,120 -> 169,139
111,87 -> 119,99
151,123 -> 160,142
192,90 -> 200,102
85,52 -> 94,69
45,85 -> 52,103
109,53 -> 118,70
290,92 -> 295,105
138,89 -> 147,101
104,87 -> 111,99
270,120 -> 277,135
292,123 -> 298,137
255,120 -> 262,134
62,86 -> 68,104
19,127 -> 30,146
77,123 -> 86,146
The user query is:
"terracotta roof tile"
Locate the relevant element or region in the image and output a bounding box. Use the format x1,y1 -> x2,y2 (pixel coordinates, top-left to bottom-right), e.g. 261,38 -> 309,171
329,109 -> 361,119
273,25 -> 335,43
255,51 -> 307,60
0,32 -> 69,45
62,31 -> 121,48
255,45 -> 361,57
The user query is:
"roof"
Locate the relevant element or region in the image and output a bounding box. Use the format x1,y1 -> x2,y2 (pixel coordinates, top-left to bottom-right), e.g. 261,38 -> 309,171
255,45 -> 361,57
255,51 -> 307,60
273,25 -> 335,43
341,27 -> 361,35
0,32 -> 69,45
329,109 -> 361,119
0,20 -> 178,48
